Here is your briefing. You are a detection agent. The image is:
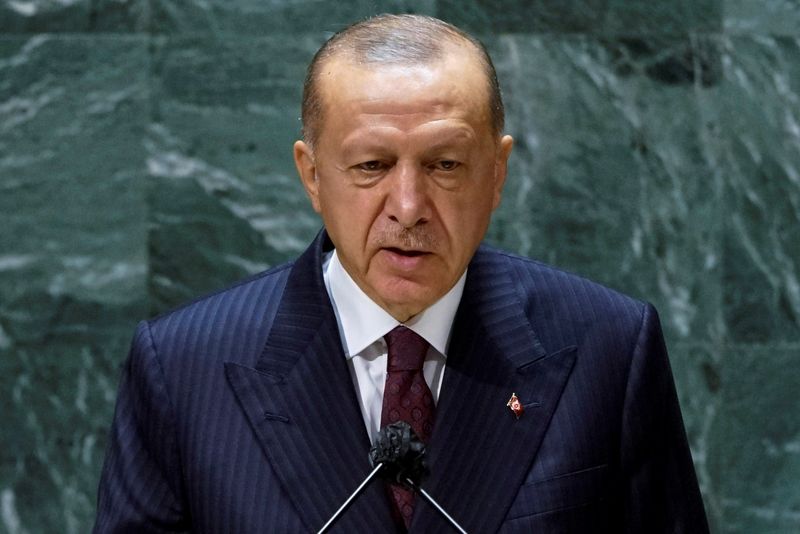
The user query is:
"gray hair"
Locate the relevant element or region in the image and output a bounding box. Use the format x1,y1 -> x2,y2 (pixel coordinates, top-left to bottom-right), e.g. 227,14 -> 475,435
301,14 -> 505,147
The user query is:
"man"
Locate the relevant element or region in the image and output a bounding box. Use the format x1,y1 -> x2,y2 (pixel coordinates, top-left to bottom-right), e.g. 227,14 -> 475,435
94,14 -> 709,533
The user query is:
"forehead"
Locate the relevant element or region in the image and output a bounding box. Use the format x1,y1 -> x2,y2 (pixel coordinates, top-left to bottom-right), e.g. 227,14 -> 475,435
315,49 -> 492,134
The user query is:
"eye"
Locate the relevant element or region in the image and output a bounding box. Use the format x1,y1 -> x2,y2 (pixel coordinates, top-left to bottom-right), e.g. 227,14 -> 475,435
431,160 -> 460,172
357,160 -> 386,172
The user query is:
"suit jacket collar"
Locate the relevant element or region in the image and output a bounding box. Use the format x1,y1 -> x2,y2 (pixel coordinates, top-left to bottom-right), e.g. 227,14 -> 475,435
412,247 -> 576,532
226,230 -> 395,531
226,231 -> 576,532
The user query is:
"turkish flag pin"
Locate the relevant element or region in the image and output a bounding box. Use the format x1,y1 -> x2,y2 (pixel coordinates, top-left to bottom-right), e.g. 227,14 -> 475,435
507,393 -> 524,419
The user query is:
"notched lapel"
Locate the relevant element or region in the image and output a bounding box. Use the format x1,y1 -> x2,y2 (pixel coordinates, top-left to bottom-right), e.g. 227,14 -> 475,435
411,251 -> 578,533
225,232 -> 395,533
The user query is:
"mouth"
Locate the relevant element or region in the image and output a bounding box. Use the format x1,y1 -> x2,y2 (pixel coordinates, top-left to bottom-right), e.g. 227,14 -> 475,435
384,247 -> 428,257
379,247 -> 432,271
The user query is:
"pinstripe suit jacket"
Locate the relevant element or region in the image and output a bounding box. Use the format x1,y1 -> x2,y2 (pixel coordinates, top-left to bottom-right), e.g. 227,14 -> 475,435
94,230 -> 709,533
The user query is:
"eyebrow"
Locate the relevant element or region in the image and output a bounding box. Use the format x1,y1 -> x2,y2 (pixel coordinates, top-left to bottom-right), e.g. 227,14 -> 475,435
340,124 -> 477,157
422,127 -> 476,149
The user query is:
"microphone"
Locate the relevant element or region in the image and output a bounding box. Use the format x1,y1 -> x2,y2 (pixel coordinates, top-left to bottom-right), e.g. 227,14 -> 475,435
317,422 -> 467,534
369,420 -> 428,486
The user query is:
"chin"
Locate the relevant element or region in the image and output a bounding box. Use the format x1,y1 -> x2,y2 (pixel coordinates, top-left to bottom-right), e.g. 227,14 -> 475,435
372,283 -> 426,314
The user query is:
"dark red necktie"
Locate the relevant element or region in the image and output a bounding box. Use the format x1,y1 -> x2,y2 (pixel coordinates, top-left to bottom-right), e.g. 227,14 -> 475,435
380,326 -> 435,530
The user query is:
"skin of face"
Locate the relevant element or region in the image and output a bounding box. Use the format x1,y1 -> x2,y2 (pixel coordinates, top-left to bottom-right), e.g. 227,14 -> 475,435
294,45 -> 514,322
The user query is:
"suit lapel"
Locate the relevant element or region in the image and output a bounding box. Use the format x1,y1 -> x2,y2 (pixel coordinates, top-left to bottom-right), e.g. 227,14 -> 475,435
225,236 -> 576,532
411,249 -> 577,533
225,232 -> 395,532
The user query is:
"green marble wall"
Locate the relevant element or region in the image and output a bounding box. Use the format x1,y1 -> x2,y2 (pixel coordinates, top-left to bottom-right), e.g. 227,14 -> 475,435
1,1 -> 798,532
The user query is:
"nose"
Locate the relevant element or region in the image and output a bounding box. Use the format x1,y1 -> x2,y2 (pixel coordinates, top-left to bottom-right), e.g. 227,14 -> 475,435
385,163 -> 430,228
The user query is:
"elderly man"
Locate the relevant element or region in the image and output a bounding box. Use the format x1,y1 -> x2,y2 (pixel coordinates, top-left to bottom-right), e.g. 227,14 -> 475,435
94,14 -> 709,533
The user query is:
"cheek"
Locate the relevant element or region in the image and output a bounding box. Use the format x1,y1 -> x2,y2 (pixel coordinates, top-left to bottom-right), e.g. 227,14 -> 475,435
440,194 -> 494,254
320,190 -> 379,245
440,188 -> 493,225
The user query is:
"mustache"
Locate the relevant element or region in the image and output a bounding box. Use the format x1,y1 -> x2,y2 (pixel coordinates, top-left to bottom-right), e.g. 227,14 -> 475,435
373,226 -> 438,251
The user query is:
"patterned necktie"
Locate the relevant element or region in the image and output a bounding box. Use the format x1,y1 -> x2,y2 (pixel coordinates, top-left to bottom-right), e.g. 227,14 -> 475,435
380,326 -> 435,529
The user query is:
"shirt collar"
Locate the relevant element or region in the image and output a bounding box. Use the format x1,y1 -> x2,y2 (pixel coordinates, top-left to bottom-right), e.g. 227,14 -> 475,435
323,249 -> 466,358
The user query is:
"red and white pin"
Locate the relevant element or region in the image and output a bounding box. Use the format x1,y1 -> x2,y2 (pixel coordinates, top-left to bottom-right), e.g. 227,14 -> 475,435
507,393 -> 524,419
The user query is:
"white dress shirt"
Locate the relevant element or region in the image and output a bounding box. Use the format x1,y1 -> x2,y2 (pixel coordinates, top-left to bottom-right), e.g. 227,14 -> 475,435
322,250 -> 466,441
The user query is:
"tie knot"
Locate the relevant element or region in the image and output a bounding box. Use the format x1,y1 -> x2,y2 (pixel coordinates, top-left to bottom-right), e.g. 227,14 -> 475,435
384,326 -> 429,372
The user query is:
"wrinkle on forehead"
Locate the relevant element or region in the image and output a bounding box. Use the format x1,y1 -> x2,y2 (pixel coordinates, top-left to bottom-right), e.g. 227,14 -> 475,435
348,98 -> 461,121
338,120 -> 477,156
326,54 -> 488,101
344,69 -> 485,112
314,53 -> 494,152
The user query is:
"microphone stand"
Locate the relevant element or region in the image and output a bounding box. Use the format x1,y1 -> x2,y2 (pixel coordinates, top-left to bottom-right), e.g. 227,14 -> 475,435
317,422 -> 468,533
316,464 -> 468,534
317,463 -> 384,534
402,477 -> 467,534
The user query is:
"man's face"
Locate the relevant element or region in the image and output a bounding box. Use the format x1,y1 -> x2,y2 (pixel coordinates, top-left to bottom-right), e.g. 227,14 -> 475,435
294,47 -> 513,322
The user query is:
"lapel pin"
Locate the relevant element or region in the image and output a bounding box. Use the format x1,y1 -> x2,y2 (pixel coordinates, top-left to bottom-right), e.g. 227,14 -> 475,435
507,393 -> 524,419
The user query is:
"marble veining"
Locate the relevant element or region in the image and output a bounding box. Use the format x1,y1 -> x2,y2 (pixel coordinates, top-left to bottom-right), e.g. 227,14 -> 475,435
1,1 -> 798,532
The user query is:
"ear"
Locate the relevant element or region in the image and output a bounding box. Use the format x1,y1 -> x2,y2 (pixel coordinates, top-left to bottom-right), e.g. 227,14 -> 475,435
492,134 -> 514,210
293,140 -> 321,213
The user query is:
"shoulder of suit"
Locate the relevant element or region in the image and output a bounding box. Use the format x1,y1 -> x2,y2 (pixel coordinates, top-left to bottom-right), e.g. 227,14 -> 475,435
473,244 -> 648,317
146,260 -> 295,332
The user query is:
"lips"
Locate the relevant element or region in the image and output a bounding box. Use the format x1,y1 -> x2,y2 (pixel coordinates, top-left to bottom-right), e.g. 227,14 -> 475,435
379,247 -> 431,270
384,247 -> 427,257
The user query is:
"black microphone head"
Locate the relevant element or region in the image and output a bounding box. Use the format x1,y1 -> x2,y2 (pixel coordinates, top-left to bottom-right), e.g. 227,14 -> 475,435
369,421 -> 428,487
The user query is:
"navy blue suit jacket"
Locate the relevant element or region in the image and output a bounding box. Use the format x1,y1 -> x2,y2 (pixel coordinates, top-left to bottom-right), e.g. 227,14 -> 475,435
94,231 -> 709,533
